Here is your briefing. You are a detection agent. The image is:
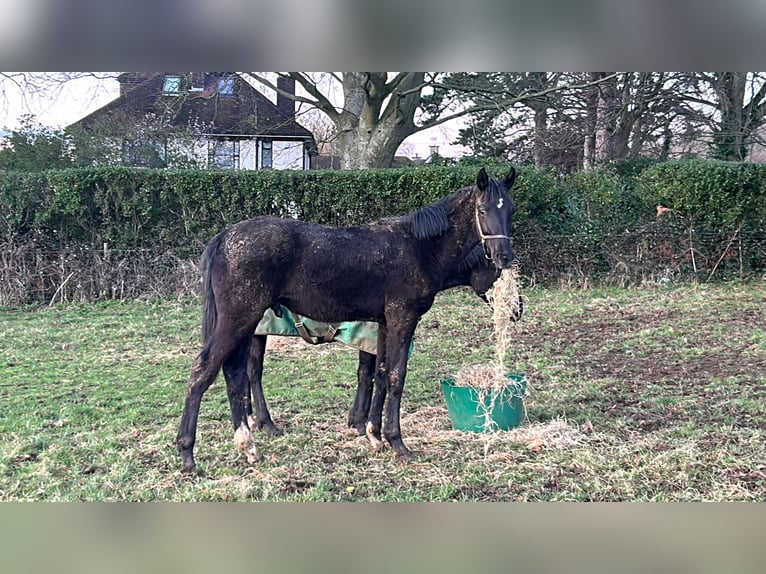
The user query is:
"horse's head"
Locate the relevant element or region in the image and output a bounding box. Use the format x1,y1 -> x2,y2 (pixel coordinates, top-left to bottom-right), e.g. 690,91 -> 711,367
474,167 -> 517,269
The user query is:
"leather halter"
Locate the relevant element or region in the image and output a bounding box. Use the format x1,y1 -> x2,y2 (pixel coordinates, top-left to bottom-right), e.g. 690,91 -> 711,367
475,207 -> 510,260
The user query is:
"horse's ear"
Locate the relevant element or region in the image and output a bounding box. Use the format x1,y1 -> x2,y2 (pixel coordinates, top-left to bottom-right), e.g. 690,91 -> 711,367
476,167 -> 489,191
504,167 -> 517,188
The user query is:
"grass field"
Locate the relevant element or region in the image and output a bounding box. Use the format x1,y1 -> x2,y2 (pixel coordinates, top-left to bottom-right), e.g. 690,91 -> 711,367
1,281 -> 765,501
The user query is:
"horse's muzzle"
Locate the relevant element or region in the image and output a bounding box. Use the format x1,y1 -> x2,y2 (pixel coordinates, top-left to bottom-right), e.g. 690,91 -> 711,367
488,244 -> 515,269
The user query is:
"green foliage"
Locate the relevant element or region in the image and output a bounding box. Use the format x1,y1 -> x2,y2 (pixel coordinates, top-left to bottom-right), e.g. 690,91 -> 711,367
0,166 -> 488,254
637,160 -> 766,229
3,160 -> 765,246
1,161 -> 765,305
609,157 -> 663,180
0,125 -> 73,171
566,165 -> 654,234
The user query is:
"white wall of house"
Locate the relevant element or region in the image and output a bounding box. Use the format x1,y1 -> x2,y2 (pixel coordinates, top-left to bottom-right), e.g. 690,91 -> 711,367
165,136 -> 308,170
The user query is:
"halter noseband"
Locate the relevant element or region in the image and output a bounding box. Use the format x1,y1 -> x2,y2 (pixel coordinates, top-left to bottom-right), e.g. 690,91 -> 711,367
475,207 -> 510,259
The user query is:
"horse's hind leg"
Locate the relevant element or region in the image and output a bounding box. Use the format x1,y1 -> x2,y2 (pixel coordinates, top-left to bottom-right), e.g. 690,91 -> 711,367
177,356 -> 217,472
348,350 -> 375,436
247,334 -> 283,436
223,336 -> 262,464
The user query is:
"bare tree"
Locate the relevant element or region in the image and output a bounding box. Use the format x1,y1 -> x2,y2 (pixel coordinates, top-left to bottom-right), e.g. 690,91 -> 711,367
680,72 -> 766,161
454,72 -> 704,171
0,73 -> 117,129
245,73 -> 617,169
584,72 -> 689,167
295,107 -> 339,162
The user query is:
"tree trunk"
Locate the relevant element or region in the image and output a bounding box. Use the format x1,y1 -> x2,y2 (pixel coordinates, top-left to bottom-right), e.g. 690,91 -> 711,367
582,73 -> 600,170
712,73 -> 748,161
595,72 -> 618,162
333,72 -> 424,169
532,106 -> 548,168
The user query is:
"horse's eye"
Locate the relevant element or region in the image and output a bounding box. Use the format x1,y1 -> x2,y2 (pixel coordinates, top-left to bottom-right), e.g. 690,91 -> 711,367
478,208 -> 487,217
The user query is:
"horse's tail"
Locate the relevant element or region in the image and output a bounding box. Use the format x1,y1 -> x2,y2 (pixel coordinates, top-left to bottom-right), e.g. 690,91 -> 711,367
200,232 -> 224,344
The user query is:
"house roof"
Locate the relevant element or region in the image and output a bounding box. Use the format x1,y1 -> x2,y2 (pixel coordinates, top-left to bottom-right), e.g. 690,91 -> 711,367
69,72 -> 315,141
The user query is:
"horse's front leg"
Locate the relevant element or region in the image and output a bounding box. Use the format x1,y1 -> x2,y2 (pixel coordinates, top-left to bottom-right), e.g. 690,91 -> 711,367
223,336 -> 261,464
246,334 -> 283,436
369,319 -> 416,460
348,350 -> 375,436
366,325 -> 388,451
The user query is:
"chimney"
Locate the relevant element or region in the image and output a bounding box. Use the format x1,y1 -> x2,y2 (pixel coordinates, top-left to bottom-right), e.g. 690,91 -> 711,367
276,76 -> 295,117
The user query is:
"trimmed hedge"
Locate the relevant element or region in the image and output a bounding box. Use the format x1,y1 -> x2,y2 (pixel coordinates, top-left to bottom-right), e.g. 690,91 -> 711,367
636,160 -> 766,229
0,165 -> 566,258
1,160 -> 765,305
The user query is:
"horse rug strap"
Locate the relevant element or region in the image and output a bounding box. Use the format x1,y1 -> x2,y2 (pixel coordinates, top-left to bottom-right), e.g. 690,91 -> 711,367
294,320 -> 337,346
255,306 -> 379,355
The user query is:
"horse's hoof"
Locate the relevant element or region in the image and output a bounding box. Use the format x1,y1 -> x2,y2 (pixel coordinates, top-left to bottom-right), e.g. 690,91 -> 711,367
244,448 -> 262,464
250,416 -> 283,437
368,435 -> 385,452
263,424 -> 283,437
180,450 -> 196,473
388,438 -> 412,460
234,423 -> 262,464
365,422 -> 385,451
395,449 -> 413,462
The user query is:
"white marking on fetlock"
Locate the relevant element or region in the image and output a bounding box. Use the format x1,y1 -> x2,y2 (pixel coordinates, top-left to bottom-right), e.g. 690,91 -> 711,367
247,414 -> 257,429
366,422 -> 384,451
234,422 -> 261,463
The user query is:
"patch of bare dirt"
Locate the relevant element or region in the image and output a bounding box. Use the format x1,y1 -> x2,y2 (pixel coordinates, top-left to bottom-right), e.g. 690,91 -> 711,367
266,336 -> 310,353
514,303 -> 766,384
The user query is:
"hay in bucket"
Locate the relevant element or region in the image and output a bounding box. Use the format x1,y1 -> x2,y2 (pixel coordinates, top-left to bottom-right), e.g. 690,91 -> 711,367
455,264 -> 522,390
450,264 -> 525,433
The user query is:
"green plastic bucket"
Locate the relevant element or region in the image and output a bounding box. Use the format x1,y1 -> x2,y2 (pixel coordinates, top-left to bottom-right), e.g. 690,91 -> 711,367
440,373 -> 527,432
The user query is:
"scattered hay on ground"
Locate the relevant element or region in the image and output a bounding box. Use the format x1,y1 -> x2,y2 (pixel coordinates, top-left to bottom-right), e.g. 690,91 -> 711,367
401,407 -> 587,453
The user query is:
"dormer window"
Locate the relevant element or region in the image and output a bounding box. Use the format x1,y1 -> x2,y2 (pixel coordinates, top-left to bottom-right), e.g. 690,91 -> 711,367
217,76 -> 235,96
163,75 -> 181,95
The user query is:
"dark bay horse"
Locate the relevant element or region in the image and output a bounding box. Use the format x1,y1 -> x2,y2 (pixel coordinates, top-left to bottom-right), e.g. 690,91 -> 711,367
176,167 -> 517,472
245,243 -> 525,438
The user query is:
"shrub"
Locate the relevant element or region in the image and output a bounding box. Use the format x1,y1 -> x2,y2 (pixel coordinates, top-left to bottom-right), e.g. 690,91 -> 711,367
0,161 -> 764,305
637,160 -> 766,229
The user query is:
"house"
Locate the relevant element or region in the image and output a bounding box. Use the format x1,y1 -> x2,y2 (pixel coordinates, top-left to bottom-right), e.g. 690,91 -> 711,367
68,72 -> 317,170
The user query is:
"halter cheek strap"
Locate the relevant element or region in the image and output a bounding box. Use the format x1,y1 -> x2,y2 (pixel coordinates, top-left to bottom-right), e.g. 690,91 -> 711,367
475,208 -> 510,259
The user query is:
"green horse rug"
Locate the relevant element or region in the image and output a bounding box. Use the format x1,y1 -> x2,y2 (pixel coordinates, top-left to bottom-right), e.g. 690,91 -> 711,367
255,306 -> 381,354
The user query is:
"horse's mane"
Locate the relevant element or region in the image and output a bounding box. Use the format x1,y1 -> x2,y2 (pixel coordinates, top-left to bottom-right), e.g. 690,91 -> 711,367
379,187 -> 474,240
410,202 -> 449,239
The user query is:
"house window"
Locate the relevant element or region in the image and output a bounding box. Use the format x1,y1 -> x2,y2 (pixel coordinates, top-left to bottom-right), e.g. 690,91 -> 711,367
261,140 -> 272,169
163,75 -> 181,95
209,139 -> 240,170
217,76 -> 235,96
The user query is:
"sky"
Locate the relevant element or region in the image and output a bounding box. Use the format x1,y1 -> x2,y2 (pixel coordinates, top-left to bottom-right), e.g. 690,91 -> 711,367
0,73 -> 468,159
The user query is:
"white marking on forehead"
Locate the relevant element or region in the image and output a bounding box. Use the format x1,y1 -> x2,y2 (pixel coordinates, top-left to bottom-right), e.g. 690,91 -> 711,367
497,197 -> 504,209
